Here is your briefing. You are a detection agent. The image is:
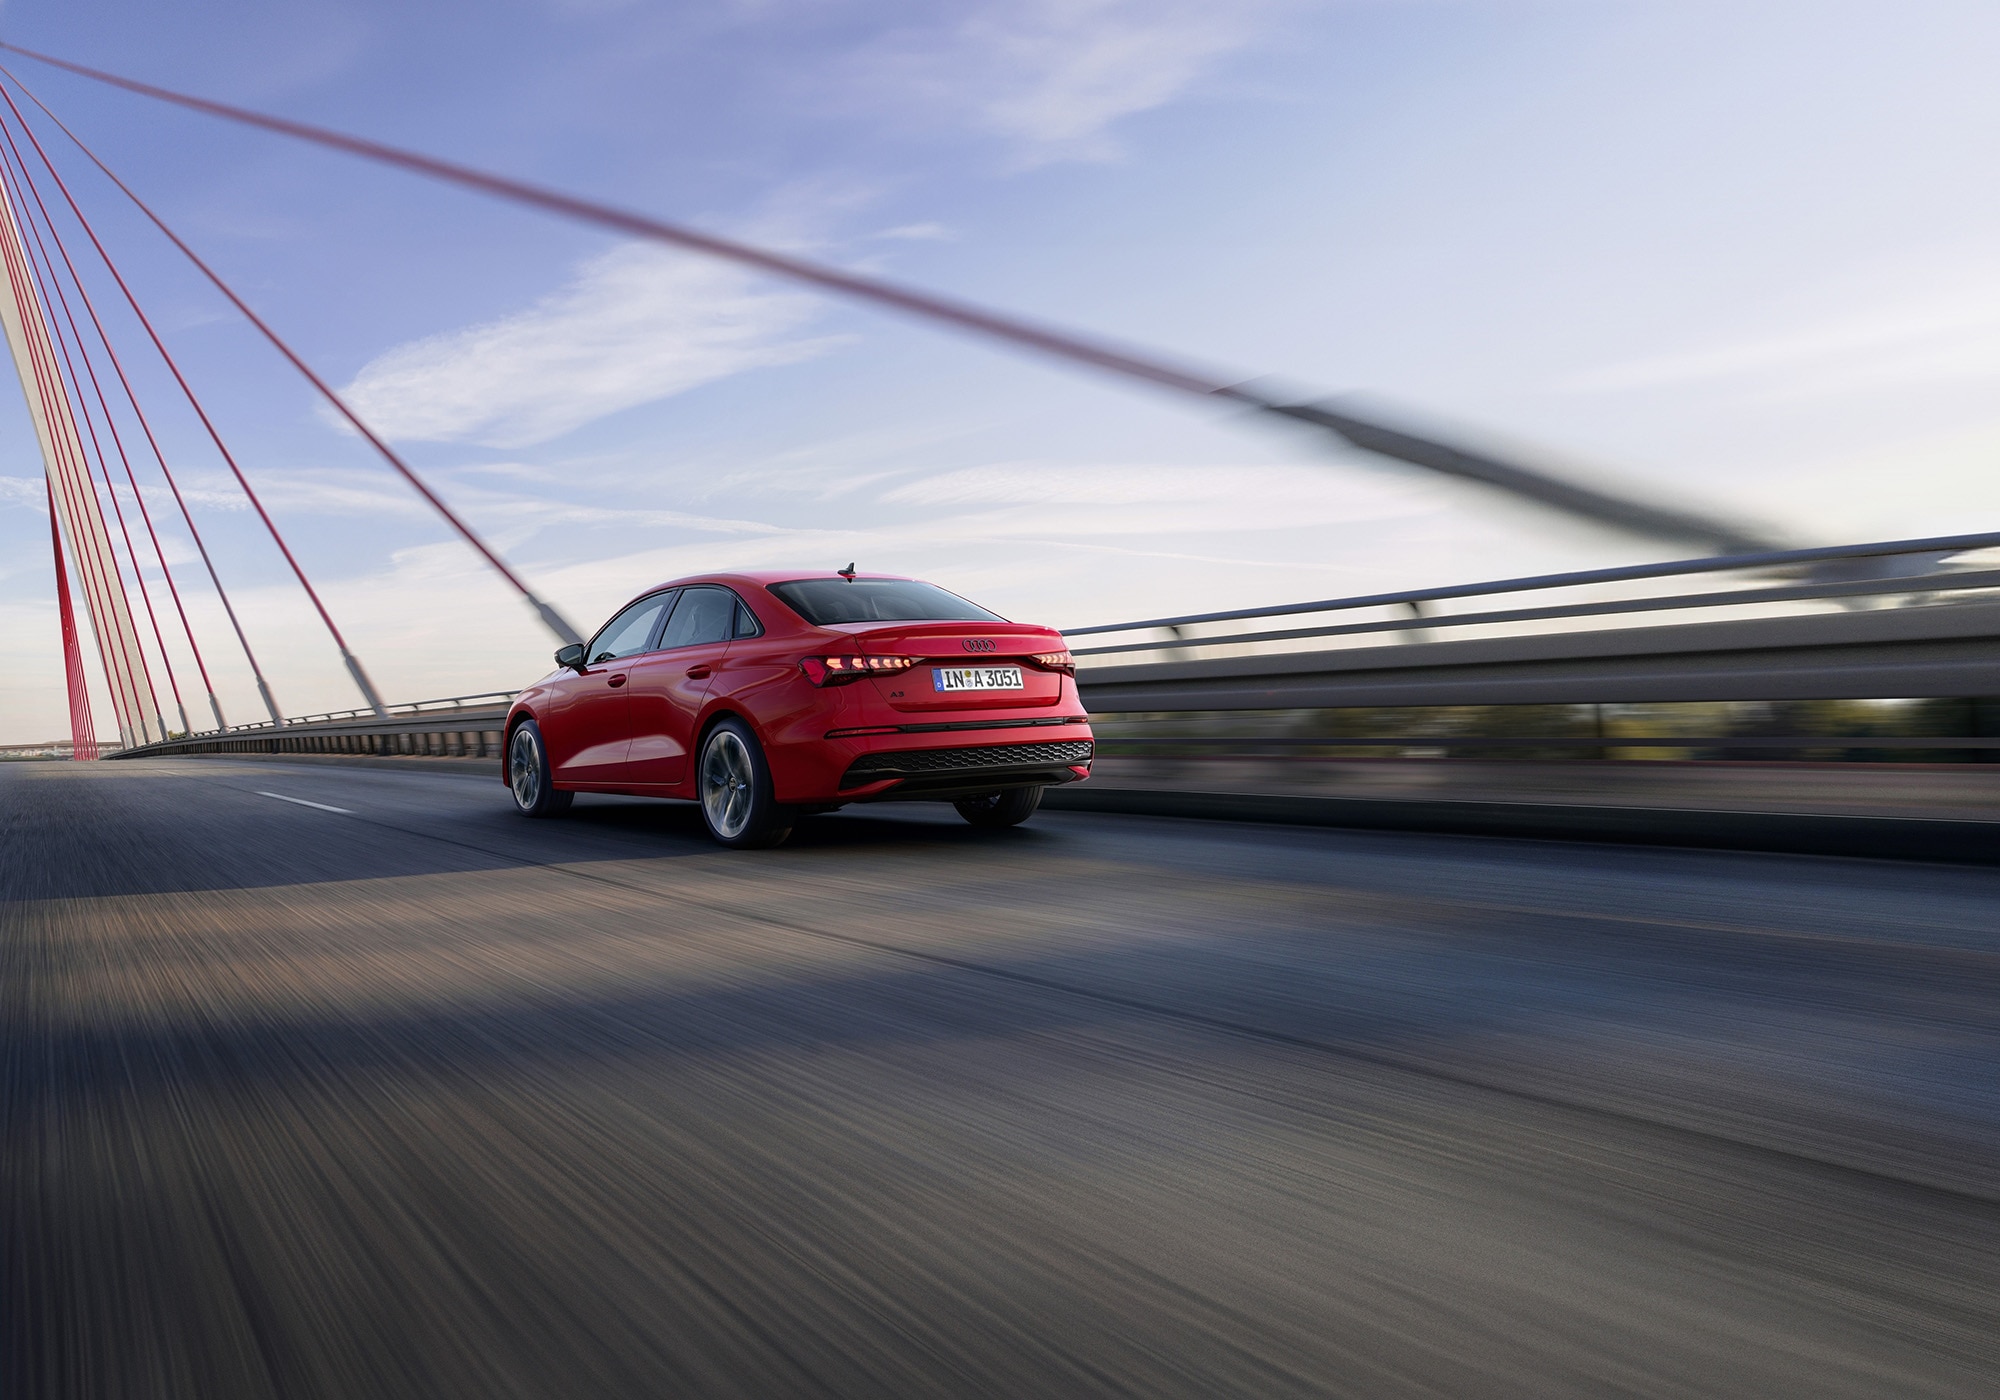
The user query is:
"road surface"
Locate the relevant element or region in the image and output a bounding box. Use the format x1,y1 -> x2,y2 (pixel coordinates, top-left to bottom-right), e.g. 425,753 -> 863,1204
4,757 -> 1998,1397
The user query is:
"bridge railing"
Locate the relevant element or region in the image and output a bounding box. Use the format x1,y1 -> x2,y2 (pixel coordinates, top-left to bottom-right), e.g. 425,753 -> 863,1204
106,527 -> 2000,763
1067,529 -> 2000,714
112,693 -> 517,761
191,690 -> 520,736
1064,529 -> 2000,667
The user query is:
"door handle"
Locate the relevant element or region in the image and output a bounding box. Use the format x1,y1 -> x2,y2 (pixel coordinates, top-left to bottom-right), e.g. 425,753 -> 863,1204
607,673 -> 627,688
685,665 -> 712,680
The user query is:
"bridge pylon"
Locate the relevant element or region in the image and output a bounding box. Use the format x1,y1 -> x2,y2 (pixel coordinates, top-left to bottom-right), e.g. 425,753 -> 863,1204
0,171 -> 160,750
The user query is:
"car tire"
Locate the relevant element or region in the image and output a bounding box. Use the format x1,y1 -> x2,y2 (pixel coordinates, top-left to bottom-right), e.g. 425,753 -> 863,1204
953,786 -> 1043,829
698,717 -> 792,848
508,720 -> 573,818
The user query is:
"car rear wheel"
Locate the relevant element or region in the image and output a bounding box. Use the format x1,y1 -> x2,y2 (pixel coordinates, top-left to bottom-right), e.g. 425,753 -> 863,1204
508,721 -> 573,818
953,786 -> 1043,828
698,718 -> 792,848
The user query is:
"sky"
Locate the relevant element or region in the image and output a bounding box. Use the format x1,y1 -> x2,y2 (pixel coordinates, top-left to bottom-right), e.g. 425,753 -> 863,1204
1,0 -> 1999,742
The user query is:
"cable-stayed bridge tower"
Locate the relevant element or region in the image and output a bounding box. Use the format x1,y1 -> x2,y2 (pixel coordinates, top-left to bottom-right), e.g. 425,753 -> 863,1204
0,170 -> 161,751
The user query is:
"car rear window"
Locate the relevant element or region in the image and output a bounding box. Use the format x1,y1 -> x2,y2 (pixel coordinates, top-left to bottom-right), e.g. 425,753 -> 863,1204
770,579 -> 1005,625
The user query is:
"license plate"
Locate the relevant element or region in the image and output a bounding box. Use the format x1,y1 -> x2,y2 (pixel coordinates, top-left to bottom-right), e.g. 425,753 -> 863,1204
932,666 -> 1024,692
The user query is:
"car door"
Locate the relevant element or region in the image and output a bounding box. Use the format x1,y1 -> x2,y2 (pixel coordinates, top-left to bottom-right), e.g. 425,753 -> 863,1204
541,590 -> 675,785
623,586 -> 742,787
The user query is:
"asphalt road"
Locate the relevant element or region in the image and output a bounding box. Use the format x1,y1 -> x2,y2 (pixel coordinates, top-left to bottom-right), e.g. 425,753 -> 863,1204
5,757 -> 1999,1398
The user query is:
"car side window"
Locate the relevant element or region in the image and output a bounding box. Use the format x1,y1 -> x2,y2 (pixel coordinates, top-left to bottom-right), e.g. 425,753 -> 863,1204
734,599 -> 764,639
658,586 -> 738,649
588,591 -> 674,664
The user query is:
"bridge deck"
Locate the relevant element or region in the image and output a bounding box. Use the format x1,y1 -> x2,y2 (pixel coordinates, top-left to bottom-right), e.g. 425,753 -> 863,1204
5,760 -> 1998,1397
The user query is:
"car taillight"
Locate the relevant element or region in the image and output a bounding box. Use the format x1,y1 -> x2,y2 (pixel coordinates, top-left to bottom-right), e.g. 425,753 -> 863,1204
800,654 -> 918,686
1031,651 -> 1075,675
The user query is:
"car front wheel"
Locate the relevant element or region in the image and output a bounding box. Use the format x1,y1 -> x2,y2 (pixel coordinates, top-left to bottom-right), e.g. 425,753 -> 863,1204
508,720 -> 574,818
954,786 -> 1042,828
698,718 -> 792,848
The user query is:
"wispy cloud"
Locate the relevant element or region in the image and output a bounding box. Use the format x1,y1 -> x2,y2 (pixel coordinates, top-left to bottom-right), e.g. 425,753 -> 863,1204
340,243 -> 844,448
1559,274 -> 2000,399
0,475 -> 47,510
872,222 -> 955,242
882,461 -> 1421,516
129,466 -> 429,521
860,0 -> 1278,162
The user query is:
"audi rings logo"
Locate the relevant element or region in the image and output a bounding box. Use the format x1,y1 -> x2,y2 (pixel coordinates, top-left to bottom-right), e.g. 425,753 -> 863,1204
962,638 -> 997,653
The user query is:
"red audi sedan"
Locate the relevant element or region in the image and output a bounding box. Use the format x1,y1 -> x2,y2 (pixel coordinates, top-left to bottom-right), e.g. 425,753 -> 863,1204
502,571 -> 1093,847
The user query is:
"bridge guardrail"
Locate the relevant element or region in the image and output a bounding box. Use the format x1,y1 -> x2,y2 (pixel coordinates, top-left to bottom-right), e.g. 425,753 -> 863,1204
1065,529 -> 2000,659
1070,529 -> 2000,710
193,690 -> 518,734
113,698 -> 515,761
103,528 -> 2000,762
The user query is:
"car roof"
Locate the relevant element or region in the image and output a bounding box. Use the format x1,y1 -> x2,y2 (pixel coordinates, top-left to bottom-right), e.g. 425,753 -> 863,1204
639,570 -> 921,592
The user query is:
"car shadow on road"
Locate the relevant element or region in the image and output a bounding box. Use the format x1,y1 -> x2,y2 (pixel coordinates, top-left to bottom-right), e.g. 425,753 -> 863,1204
559,794 -> 1059,853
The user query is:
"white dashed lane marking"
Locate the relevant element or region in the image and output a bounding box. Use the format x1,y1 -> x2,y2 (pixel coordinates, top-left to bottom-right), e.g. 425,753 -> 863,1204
255,791 -> 354,814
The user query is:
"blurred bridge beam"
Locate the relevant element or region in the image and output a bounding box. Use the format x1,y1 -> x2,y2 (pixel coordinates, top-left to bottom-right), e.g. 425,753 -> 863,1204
3,43 -> 1778,561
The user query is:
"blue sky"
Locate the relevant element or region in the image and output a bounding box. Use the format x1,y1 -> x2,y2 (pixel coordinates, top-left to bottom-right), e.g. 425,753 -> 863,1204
2,1 -> 1998,741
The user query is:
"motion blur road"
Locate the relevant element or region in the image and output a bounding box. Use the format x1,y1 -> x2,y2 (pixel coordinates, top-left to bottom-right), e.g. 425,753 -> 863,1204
5,759 -> 1999,1398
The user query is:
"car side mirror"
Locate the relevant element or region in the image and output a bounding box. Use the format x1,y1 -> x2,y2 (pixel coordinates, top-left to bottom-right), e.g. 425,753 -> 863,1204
555,643 -> 586,671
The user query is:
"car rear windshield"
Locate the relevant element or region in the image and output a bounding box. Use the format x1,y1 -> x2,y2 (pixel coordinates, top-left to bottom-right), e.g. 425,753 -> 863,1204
769,579 -> 1005,626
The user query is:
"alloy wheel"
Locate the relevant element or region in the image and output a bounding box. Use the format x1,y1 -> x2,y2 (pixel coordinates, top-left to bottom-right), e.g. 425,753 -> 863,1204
510,728 -> 541,809
701,729 -> 755,839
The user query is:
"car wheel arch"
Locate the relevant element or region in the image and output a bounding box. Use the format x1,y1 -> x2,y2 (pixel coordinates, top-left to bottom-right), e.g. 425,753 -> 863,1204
504,710 -> 556,770
695,704 -> 760,753
502,710 -> 539,789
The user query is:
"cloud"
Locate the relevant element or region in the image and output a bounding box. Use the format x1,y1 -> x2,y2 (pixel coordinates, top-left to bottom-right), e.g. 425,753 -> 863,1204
1559,273 -> 2000,399
144,466 -> 435,521
882,460 -> 1422,515
474,497 -> 796,537
872,222 -> 955,242
0,475 -> 47,509
862,0 -> 1276,162
339,243 -> 844,448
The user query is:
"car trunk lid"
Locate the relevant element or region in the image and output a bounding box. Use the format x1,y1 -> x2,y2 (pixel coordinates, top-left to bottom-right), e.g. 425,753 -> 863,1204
833,621 -> 1068,713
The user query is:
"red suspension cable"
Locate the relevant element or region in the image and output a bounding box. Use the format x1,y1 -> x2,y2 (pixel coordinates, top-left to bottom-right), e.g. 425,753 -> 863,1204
0,146 -> 130,739
10,201 -> 262,733
0,134 -> 171,739
0,126 -> 233,733
0,114 -> 215,733
0,82 -> 386,717
3,76 -> 583,648
0,139 -> 257,733
47,496 -> 96,758
2,146 -> 198,731
11,227 -> 147,743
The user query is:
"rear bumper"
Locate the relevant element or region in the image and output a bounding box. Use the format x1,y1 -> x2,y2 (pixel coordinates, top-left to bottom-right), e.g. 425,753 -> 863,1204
838,738 -> 1093,800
